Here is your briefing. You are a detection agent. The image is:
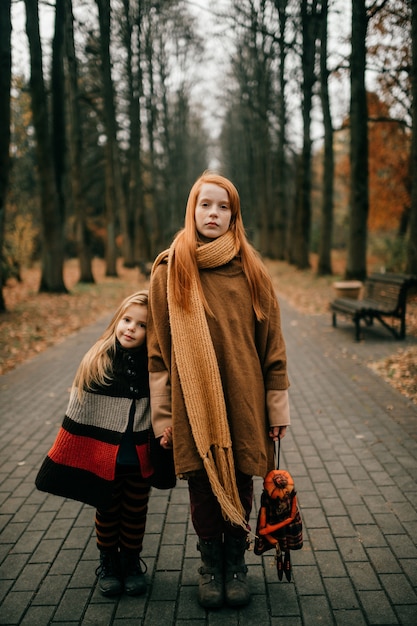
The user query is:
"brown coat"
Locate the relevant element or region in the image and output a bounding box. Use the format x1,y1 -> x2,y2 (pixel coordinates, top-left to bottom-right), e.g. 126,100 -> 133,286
147,257 -> 290,479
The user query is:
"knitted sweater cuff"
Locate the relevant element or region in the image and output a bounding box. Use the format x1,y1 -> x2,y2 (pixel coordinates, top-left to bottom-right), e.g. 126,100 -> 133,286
267,389 -> 291,427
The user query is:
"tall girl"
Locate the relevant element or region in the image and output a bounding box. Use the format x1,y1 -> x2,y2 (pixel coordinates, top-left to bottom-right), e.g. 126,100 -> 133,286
147,173 -> 291,609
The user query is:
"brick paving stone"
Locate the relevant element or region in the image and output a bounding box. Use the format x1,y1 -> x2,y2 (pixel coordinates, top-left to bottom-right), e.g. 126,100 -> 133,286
358,589 -> 399,625
308,528 -> 338,551
356,524 -> 388,548
149,570 -> 180,600
314,550 -> 347,577
239,600 -> 271,625
18,604 -> 56,626
320,497 -> 347,517
207,611 -> 239,626
113,593 -> 146,620
11,562 -> 49,591
323,577 -> 360,610
271,618 -> 302,626
298,594 -> 334,626
352,561 -> 388,593
293,565 -> 326,595
386,534 -> 417,559
379,573 -> 417,605
366,547 -> 403,574
327,515 -> 357,537
52,587 -> 92,622
81,602 -> 116,625
399,558 -> 417,586
333,609 -> 368,626
394,605 -> 417,626
0,590 -> 34,624
268,582 -> 300,617
1,300 -> 417,625
30,573 -> 71,605
0,553 -> 29,580
347,504 -> 375,525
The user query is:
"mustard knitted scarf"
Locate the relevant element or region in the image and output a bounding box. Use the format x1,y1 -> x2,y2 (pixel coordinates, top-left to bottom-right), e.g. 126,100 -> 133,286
167,230 -> 248,530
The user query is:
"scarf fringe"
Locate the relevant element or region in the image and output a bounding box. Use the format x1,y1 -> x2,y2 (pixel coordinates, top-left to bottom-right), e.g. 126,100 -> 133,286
203,448 -> 248,530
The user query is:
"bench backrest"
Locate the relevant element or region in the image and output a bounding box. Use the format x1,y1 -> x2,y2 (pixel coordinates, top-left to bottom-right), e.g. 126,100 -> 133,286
364,273 -> 417,312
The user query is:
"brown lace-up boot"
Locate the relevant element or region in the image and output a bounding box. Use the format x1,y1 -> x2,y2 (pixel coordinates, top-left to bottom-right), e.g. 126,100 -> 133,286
224,534 -> 251,607
197,538 -> 224,609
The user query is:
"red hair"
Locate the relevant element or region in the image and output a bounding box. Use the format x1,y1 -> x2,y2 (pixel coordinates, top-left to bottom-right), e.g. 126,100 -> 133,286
164,171 -> 273,320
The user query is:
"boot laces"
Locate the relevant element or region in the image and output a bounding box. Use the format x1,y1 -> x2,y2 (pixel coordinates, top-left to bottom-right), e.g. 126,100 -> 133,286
96,552 -> 118,578
126,554 -> 148,576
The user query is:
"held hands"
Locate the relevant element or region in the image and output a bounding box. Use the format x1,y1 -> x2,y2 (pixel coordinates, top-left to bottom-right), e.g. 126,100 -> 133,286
160,426 -> 173,449
269,426 -> 287,441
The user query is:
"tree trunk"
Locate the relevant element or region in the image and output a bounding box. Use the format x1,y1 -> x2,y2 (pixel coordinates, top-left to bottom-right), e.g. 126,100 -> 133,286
123,0 -> 148,266
407,0 -> 417,274
96,0 -> 124,276
0,0 -> 12,312
66,0 -> 94,283
293,0 -> 319,269
121,0 -> 137,268
273,0 -> 289,260
104,141 -> 118,276
144,16 -> 161,258
317,0 -> 334,276
129,0 -> 149,265
345,0 -> 369,280
24,0 -> 67,293
286,154 -> 302,264
52,0 -> 67,239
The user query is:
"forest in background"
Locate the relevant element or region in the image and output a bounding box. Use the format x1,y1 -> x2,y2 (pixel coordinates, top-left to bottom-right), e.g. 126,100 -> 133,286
0,0 -> 417,312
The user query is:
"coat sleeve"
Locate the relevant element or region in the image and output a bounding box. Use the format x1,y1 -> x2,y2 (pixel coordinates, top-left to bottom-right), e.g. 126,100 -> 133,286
147,262 -> 173,436
257,281 -> 291,426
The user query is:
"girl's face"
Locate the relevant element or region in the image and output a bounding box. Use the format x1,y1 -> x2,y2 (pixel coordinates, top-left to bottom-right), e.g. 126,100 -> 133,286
116,304 -> 147,349
194,183 -> 232,240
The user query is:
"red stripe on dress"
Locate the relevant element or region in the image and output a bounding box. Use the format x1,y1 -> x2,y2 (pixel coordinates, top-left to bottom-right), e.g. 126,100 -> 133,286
48,428 -> 118,481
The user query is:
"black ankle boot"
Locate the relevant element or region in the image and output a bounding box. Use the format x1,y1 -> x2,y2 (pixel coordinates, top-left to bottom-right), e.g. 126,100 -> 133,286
121,550 -> 147,596
224,534 -> 251,607
96,549 -> 123,596
197,538 -> 224,609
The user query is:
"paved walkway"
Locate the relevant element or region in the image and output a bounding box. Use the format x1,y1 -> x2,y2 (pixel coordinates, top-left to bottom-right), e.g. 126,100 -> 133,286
1,296 -> 417,626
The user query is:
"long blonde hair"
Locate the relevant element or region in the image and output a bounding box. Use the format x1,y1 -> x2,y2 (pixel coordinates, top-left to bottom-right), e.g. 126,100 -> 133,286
73,290 -> 148,397
161,171 -> 273,320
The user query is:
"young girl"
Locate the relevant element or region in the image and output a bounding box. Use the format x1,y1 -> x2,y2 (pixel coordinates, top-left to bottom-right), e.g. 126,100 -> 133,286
147,172 -> 291,609
36,290 -> 152,597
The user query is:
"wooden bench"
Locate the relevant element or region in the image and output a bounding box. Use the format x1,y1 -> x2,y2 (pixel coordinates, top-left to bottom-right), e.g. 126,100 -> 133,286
330,273 -> 417,341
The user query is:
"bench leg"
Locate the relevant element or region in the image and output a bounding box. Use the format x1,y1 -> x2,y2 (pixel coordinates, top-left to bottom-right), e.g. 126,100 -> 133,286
400,315 -> 406,339
354,317 -> 361,341
332,312 -> 337,328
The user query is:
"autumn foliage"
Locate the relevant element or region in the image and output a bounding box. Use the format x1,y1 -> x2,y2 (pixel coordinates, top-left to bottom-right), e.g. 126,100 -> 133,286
367,93 -> 410,231
335,91 -> 411,234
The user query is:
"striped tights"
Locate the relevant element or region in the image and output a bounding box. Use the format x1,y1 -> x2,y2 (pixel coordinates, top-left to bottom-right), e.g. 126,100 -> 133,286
95,465 -> 150,553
